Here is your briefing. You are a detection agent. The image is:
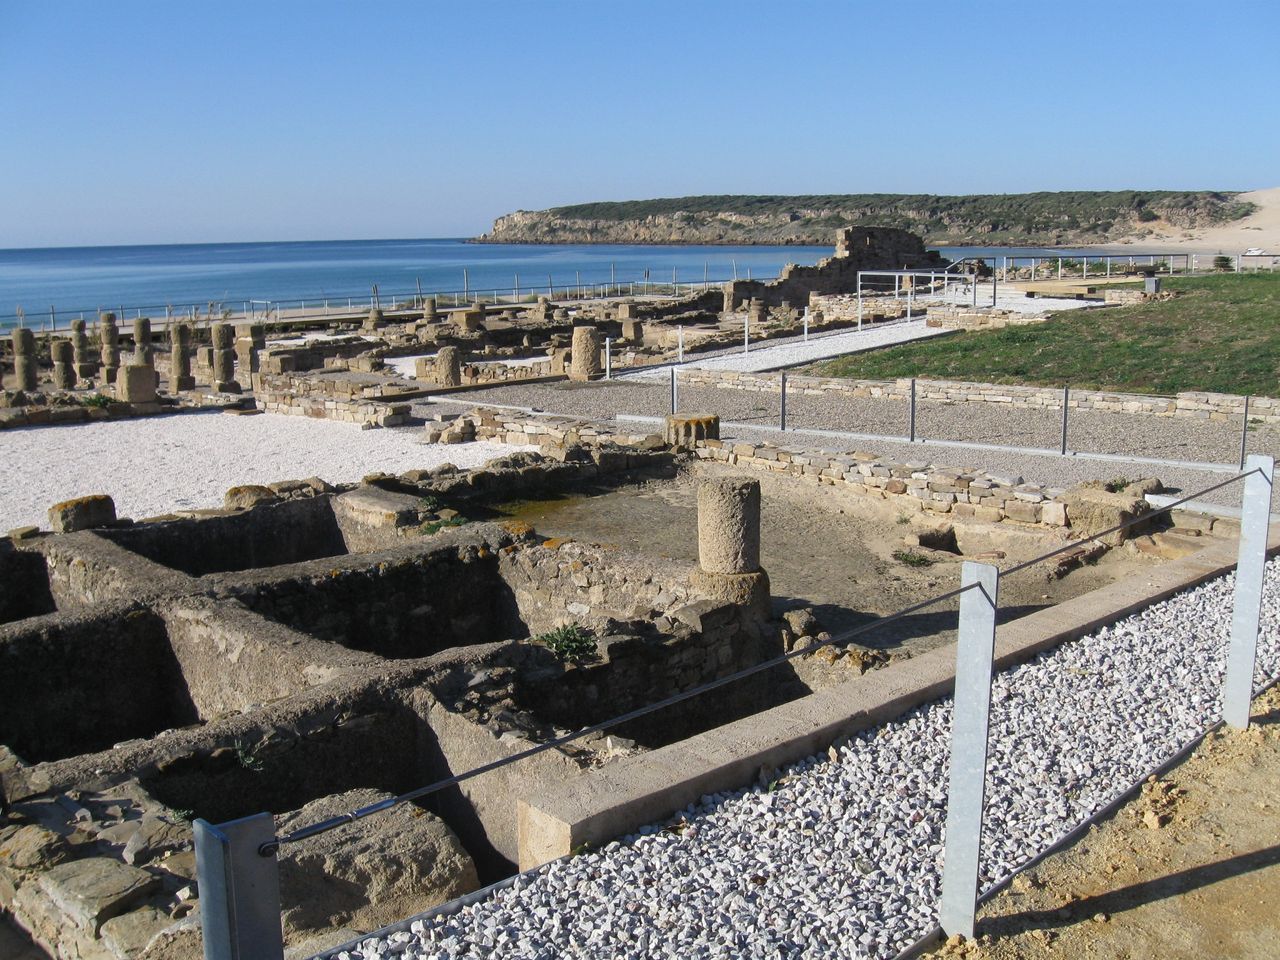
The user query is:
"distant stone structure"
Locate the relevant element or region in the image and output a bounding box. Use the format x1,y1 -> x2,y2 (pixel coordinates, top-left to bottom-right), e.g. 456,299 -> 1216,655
721,226 -> 949,310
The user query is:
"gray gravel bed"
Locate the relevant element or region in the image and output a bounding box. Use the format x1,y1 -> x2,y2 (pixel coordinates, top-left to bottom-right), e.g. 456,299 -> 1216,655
333,561 -> 1280,960
413,380 -> 1275,506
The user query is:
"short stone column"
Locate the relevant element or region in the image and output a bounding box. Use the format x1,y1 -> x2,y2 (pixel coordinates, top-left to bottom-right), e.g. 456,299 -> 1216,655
421,297 -> 439,323
552,307 -> 570,323
116,362 -> 158,404
70,318 -> 97,379
664,413 -> 719,450
171,323 -> 195,391
11,327 -> 39,391
622,318 -> 645,344
568,325 -> 602,381
51,340 -> 76,389
747,298 -> 768,327
363,307 -> 385,331
99,313 -> 121,386
434,345 -> 462,386
616,300 -> 638,320
210,323 -> 240,392
234,323 -> 265,389
689,477 -> 770,618
132,317 -> 153,367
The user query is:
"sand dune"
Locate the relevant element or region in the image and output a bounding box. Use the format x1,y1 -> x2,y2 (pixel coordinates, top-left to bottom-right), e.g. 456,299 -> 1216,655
1101,186 -> 1280,255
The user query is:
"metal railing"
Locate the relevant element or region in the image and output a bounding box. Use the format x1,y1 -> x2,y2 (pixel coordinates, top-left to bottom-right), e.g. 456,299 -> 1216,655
194,457 -> 1275,959
0,269 -> 784,332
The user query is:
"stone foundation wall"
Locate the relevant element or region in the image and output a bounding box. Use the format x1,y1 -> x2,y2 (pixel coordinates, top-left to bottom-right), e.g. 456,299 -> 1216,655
924,304 -> 1051,330
670,369 -> 1280,424
255,373 -> 412,427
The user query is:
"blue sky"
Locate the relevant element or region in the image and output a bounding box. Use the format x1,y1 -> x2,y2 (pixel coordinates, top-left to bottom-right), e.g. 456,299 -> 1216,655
1,0 -> 1276,247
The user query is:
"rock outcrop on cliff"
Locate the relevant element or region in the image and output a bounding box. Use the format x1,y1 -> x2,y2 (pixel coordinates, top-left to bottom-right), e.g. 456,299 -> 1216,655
475,191 -> 1252,246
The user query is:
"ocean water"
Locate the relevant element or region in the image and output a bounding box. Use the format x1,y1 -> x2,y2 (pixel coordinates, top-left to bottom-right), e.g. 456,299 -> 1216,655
0,238 -> 1134,328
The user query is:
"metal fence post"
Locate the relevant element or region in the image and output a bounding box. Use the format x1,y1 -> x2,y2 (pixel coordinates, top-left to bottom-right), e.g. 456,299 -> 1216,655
670,367 -> 678,415
195,812 -> 284,960
780,373 -> 787,431
604,337 -> 612,380
940,561 -> 1000,939
1222,455 -> 1275,729
1239,396 -> 1251,470
1060,385 -> 1070,455
908,378 -> 917,442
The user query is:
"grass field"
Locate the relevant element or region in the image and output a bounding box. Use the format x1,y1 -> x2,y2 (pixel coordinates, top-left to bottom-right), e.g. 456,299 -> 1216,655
809,273 -> 1280,398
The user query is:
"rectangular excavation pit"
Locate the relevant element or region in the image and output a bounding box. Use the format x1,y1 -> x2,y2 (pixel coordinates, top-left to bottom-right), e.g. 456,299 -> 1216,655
0,542 -> 56,624
228,545 -> 524,659
0,606 -> 198,764
0,599 -> 358,766
98,495 -> 351,576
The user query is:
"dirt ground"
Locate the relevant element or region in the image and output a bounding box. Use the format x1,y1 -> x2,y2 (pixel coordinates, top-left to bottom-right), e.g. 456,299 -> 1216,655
929,683 -> 1280,960
491,463 -> 1166,660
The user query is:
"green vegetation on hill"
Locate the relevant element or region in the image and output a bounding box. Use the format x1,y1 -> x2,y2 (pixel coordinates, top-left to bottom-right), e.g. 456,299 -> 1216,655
479,191 -> 1253,246
808,273 -> 1280,398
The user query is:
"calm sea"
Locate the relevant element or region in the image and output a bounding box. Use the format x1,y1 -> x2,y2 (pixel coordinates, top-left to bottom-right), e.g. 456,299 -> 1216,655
0,238 -> 1114,328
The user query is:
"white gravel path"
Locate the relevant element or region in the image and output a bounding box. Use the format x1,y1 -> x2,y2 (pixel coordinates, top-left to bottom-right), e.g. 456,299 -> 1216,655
917,281 -> 1107,315
0,413 -> 523,530
334,560 -> 1280,960
622,320 -> 951,376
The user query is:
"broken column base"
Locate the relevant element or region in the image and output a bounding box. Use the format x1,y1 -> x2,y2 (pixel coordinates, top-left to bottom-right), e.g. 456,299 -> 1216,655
689,568 -> 771,620
172,375 -> 196,392
213,379 -> 243,394
665,413 -> 719,450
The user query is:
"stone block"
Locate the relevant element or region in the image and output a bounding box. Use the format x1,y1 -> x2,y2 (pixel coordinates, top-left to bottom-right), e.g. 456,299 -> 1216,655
38,857 -> 160,936
115,363 -> 157,403
48,494 -> 116,532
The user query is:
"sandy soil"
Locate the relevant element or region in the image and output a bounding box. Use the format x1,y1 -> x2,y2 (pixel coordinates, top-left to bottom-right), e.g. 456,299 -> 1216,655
928,683 -> 1280,960
1097,186 -> 1280,255
0,412 -> 527,530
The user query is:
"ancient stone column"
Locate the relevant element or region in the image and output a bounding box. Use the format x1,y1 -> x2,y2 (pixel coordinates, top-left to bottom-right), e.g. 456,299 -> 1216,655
568,325 -> 602,382
210,323 -> 240,392
12,327 -> 38,391
747,298 -> 768,327
622,318 -> 645,344
421,297 -> 439,323
552,308 -> 570,323
689,477 -> 770,618
434,345 -> 462,387
51,340 -> 76,389
234,323 -> 265,389
171,323 -> 195,391
70,318 -> 96,379
99,314 -> 121,386
132,317 -> 153,367
363,307 -> 385,331
457,303 -> 485,333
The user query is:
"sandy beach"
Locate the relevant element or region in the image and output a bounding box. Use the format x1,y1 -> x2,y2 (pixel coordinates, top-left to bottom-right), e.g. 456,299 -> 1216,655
1084,186 -> 1280,256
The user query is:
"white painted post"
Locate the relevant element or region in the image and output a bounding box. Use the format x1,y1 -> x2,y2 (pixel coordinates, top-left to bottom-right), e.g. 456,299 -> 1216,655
802,307 -> 810,341
743,315 -> 749,354
604,337 -> 612,379
939,562 -> 1000,940
1222,455 -> 1275,729
1057,257 -> 1062,280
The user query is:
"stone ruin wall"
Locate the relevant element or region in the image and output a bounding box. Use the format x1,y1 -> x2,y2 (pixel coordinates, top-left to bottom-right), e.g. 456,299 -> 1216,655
723,226 -> 950,309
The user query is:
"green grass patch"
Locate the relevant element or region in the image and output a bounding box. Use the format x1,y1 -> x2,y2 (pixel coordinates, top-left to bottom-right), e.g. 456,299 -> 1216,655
892,549 -> 935,568
810,273 -> 1280,397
